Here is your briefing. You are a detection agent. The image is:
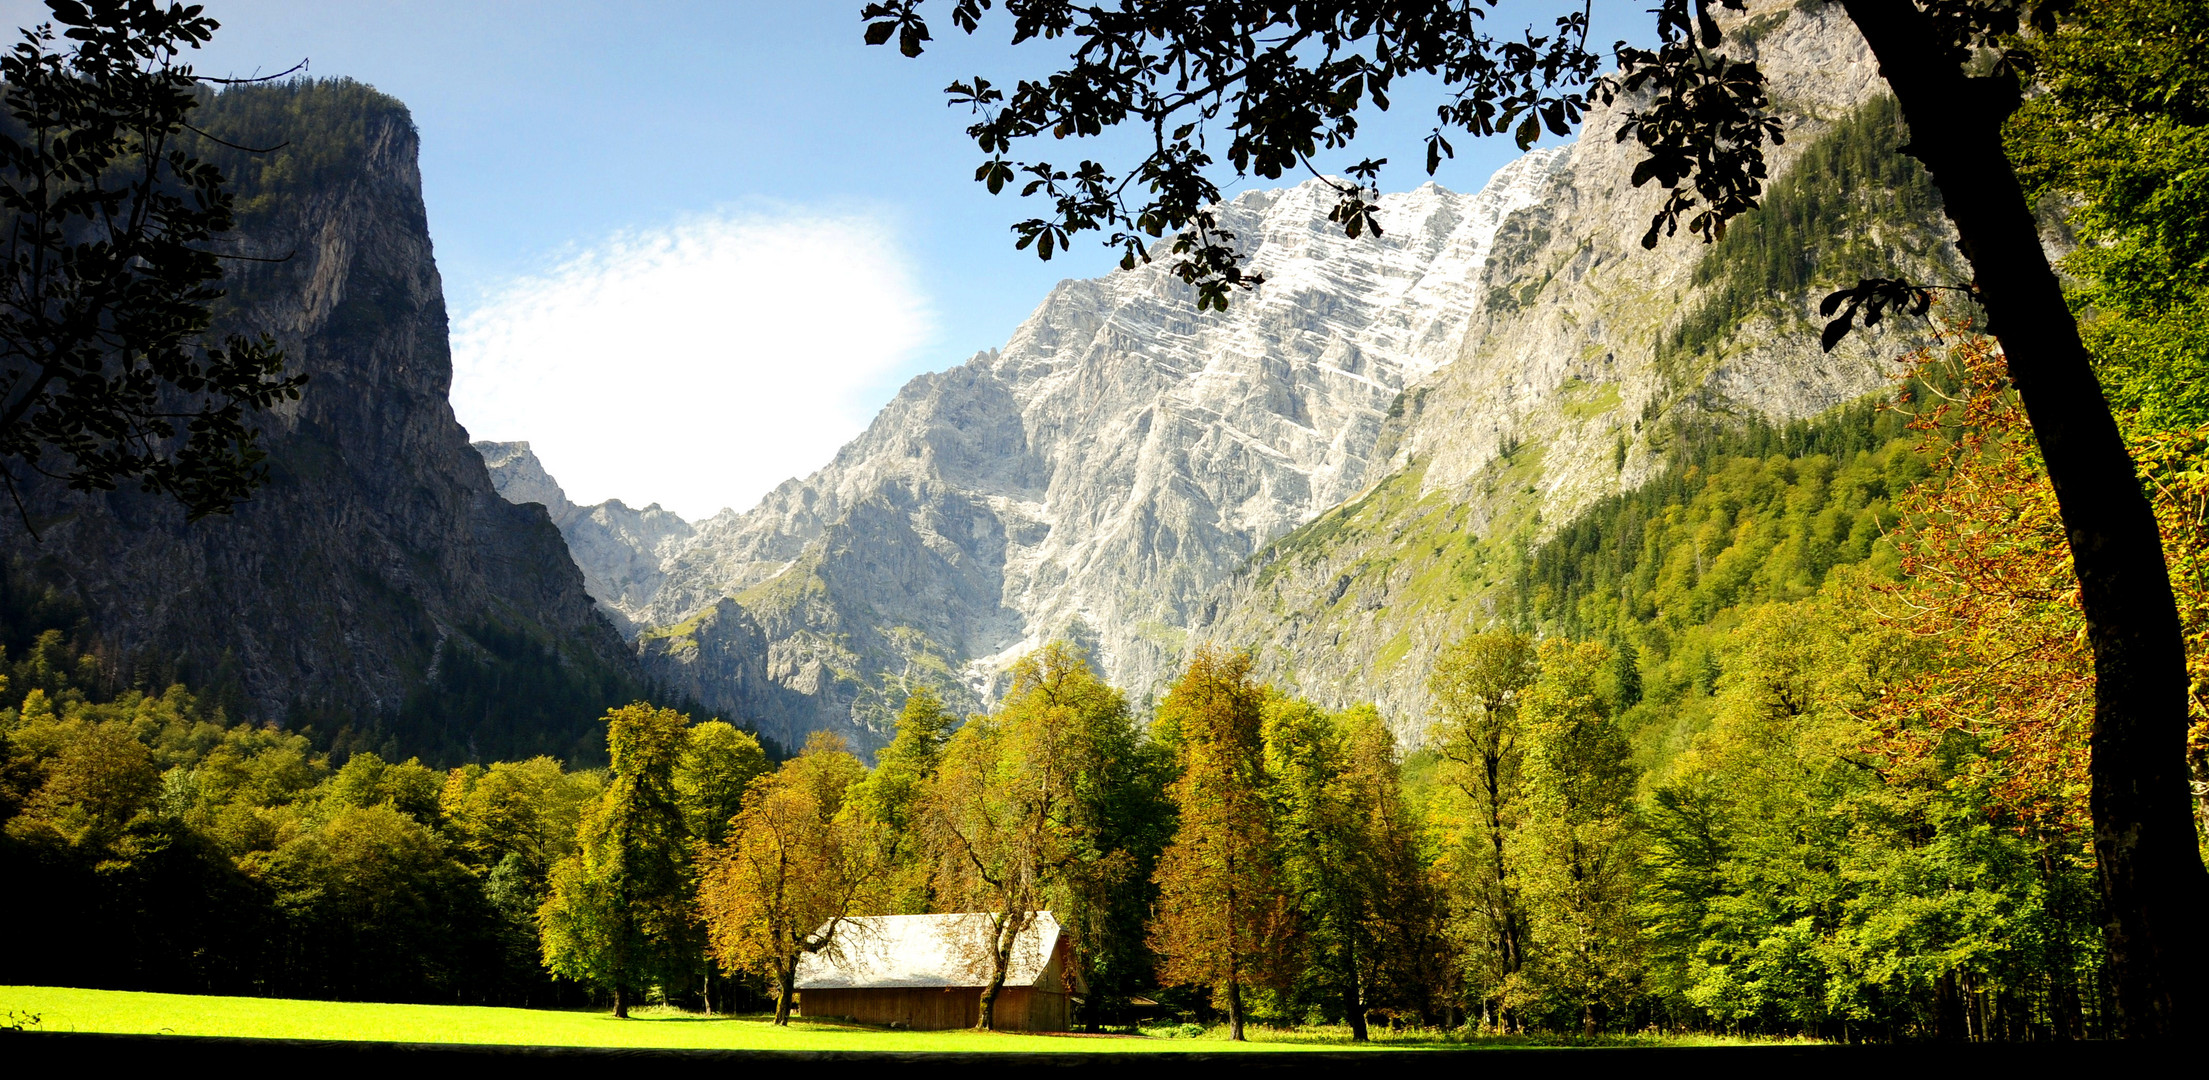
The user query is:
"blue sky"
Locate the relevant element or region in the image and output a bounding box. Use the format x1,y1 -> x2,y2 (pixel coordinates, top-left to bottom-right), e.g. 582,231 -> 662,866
4,0 -> 1656,517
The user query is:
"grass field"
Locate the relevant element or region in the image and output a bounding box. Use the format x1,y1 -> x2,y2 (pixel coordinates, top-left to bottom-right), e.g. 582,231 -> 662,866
0,986 -> 1452,1053
3,986 -> 1791,1052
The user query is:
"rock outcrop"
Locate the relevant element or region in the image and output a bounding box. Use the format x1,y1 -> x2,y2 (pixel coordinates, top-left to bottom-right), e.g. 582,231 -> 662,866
2,82 -> 644,764
475,440 -> 694,637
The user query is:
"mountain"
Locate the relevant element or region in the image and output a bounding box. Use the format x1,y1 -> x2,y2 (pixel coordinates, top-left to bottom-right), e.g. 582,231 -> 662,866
1198,0 -> 1962,735
0,82 -> 649,765
474,440 -> 695,638
480,0 -> 1963,750
486,152 -> 1567,751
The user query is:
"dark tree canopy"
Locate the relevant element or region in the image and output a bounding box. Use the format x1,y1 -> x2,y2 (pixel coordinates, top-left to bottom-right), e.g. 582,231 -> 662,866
0,0 -> 302,523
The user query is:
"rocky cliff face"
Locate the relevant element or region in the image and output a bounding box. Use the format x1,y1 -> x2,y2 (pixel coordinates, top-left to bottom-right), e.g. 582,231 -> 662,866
1,82 -> 643,764
486,153 -> 1566,750
480,0 -> 1959,751
474,441 -> 694,638
1198,0 -> 1962,737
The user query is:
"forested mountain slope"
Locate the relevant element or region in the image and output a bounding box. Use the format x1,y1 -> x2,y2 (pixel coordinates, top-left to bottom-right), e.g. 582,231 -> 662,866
1200,0 -> 1968,737
0,81 -> 651,765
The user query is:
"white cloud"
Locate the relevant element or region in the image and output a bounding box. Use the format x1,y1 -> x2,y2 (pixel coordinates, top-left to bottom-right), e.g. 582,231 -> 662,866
450,210 -> 931,520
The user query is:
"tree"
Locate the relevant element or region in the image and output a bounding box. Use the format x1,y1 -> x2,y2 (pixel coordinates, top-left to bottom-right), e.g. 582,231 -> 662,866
0,0 -> 302,522
1516,639 -> 1641,1032
1425,627 -> 1537,1024
441,755 -> 602,879
1265,697 -> 1444,1040
1048,653 -> 1173,1029
538,703 -> 693,1018
847,686 -> 955,912
861,0 -> 2209,1033
1149,646 -> 1294,1041
675,720 -> 768,849
256,803 -> 489,1002
697,732 -> 884,1025
919,642 -> 1117,1030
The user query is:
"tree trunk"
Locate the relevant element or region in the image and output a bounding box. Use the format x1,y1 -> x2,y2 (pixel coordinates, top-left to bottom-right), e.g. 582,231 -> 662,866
1483,750 -> 1524,976
977,979 -> 1000,1031
774,968 -> 795,1025
612,983 -> 629,1020
1227,978 -> 1247,1042
1839,0 -> 2209,1038
978,911 -> 1019,1031
1344,972 -> 1369,1042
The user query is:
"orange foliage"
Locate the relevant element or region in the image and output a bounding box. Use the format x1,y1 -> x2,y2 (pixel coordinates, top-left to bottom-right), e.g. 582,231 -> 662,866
1870,332 -> 2209,837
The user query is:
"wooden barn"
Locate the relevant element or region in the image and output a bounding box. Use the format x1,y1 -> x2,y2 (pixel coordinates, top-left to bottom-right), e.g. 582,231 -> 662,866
793,911 -> 1077,1031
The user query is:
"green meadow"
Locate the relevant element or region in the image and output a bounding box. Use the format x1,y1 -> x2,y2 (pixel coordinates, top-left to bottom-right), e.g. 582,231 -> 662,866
0,986 -> 1370,1052
2,986 -> 1776,1052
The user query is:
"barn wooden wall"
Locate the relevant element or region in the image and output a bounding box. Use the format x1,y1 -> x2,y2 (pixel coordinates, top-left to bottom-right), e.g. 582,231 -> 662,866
798,987 -> 1068,1031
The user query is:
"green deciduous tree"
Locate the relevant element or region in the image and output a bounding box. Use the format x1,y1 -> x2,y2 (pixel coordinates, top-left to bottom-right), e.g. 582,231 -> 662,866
921,643 -> 1123,1030
675,720 -> 768,849
1426,627 -> 1537,1024
1516,638 -> 1642,1032
1266,697 -> 1448,1039
848,686 -> 955,913
538,703 -> 694,1018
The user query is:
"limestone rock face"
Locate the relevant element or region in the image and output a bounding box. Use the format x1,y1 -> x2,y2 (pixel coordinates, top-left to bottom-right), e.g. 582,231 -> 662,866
475,440 -> 694,636
1,86 -> 637,764
482,153 -> 1566,750
1197,0 -> 1959,738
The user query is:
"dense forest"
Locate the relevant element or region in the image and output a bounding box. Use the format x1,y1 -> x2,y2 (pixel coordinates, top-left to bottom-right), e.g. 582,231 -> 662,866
3,0 -> 2205,1045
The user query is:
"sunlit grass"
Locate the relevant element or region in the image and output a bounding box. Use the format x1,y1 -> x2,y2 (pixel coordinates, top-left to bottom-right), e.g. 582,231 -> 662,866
0,986 -> 1334,1052
5,986 -> 1809,1051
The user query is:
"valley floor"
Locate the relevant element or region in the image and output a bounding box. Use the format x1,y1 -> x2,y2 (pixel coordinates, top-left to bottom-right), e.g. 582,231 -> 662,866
1,986 -> 1759,1052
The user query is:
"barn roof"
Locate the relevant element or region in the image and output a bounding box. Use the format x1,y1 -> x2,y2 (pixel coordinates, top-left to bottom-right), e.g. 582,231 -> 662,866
793,911 -> 1063,990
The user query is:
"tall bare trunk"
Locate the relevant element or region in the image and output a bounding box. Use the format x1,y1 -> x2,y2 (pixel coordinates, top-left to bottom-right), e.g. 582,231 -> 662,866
612,983 -> 629,1020
1839,0 -> 2209,1037
1227,979 -> 1246,1041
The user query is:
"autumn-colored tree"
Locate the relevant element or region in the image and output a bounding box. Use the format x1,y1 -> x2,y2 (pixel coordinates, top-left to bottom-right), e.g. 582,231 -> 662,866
1873,333 -> 2209,841
1871,337 -> 2098,833
697,732 -> 885,1025
1516,639 -> 1642,1032
921,642 -> 1120,1030
1862,334 -> 2209,1029
538,703 -> 694,1018
1425,628 -> 1538,1024
1150,646 -> 1294,1041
